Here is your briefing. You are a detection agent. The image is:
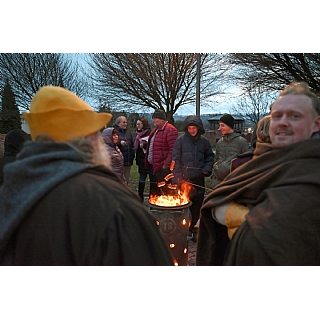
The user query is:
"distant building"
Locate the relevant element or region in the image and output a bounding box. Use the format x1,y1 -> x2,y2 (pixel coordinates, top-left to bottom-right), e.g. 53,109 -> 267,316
207,114 -> 246,132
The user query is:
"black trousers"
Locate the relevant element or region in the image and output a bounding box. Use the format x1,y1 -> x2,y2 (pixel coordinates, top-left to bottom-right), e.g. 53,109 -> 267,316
189,188 -> 205,231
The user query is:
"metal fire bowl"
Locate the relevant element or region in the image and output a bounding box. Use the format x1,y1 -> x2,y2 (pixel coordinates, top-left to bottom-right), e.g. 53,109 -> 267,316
147,200 -> 192,210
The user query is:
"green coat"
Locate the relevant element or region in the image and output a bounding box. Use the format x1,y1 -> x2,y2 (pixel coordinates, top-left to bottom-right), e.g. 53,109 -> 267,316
212,132 -> 249,183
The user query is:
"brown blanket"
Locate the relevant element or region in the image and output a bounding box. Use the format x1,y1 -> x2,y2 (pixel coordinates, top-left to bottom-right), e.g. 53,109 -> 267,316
196,139 -> 320,265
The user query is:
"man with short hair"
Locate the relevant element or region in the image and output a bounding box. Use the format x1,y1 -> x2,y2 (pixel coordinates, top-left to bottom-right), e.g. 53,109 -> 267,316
211,114 -> 249,187
196,82 -> 320,266
0,86 -> 173,266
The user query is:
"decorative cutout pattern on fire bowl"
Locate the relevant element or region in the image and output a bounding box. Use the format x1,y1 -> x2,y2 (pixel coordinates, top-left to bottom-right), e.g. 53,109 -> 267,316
148,201 -> 192,266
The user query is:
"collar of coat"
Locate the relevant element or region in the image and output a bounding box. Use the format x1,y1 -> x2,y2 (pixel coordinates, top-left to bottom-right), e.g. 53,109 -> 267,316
221,131 -> 241,142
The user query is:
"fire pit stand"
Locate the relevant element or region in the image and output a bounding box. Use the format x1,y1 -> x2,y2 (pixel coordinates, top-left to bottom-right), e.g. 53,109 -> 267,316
147,201 -> 192,266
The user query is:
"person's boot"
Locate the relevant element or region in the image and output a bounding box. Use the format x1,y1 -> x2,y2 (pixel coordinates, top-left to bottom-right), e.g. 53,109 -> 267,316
138,182 -> 145,202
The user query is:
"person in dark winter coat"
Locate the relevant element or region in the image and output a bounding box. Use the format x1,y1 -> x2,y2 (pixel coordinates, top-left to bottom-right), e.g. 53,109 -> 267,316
172,115 -> 214,242
0,86 -> 174,266
113,116 -> 135,185
145,109 -> 178,197
212,114 -> 249,187
102,127 -> 126,183
0,129 -> 31,185
135,117 -> 152,201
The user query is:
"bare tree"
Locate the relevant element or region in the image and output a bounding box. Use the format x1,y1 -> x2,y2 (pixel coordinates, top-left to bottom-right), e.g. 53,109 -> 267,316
0,53 -> 89,110
0,79 -> 21,133
86,53 -> 230,123
230,86 -> 277,125
227,53 -> 320,96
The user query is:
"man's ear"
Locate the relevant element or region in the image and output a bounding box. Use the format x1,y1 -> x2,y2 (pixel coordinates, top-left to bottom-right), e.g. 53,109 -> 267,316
312,115 -> 320,133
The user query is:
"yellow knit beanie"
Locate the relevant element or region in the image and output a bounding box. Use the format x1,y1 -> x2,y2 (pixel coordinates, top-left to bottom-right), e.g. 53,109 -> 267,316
23,86 -> 112,142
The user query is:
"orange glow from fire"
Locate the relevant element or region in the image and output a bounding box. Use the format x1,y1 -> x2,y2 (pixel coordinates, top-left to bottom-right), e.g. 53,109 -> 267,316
149,182 -> 192,207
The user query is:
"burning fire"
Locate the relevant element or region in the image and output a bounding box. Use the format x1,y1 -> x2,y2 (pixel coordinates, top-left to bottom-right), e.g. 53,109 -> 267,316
149,182 -> 192,207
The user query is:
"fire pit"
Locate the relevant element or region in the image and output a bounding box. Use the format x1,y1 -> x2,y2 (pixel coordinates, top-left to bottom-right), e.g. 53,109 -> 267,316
147,199 -> 192,266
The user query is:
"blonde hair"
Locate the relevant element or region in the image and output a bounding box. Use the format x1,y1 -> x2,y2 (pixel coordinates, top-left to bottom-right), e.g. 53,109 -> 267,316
256,115 -> 271,143
277,82 -> 320,116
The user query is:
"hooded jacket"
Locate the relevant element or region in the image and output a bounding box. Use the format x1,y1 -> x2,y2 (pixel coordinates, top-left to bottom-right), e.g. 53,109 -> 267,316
172,116 -> 214,188
0,141 -> 173,266
102,128 -> 126,182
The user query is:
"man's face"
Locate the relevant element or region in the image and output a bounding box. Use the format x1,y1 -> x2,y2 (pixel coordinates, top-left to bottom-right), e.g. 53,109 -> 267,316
118,117 -> 127,130
152,117 -> 165,128
219,122 -> 233,135
188,125 -> 198,136
270,94 -> 320,147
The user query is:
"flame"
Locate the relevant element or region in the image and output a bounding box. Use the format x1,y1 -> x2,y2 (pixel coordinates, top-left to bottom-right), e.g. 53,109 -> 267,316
149,182 -> 192,207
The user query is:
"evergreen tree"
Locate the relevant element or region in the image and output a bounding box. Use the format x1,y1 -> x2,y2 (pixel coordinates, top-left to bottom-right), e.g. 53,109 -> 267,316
0,80 -> 21,133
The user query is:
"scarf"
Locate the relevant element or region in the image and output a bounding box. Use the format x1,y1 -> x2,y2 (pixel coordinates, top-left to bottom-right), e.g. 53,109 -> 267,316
135,129 -> 149,149
0,141 -> 96,249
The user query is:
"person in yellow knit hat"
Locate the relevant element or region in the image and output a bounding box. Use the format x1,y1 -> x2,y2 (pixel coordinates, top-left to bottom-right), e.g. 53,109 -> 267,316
0,86 -> 173,266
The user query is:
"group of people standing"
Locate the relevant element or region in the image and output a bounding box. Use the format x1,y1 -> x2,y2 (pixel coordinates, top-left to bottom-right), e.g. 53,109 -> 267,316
69,105 -> 253,245
1,81 -> 320,266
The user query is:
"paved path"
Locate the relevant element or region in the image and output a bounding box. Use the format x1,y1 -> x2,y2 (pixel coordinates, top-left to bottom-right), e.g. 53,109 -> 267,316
188,239 -> 197,266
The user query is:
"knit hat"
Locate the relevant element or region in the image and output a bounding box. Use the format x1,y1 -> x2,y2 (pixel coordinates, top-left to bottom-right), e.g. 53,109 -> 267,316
152,109 -> 166,120
23,86 -> 112,142
219,114 -> 234,129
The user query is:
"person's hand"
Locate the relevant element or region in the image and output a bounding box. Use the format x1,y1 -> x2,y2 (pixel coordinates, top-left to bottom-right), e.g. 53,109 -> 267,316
120,140 -> 127,146
224,202 -> 249,239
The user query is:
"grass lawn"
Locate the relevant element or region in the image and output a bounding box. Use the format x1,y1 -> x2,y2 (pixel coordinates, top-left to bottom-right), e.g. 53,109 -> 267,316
127,163 -> 146,194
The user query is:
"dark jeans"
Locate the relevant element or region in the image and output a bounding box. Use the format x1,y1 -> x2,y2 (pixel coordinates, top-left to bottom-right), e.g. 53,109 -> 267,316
138,167 -> 150,201
189,188 -> 205,231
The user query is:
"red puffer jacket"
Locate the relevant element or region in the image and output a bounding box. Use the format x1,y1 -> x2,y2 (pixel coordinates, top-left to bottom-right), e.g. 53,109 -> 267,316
146,122 -> 178,171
